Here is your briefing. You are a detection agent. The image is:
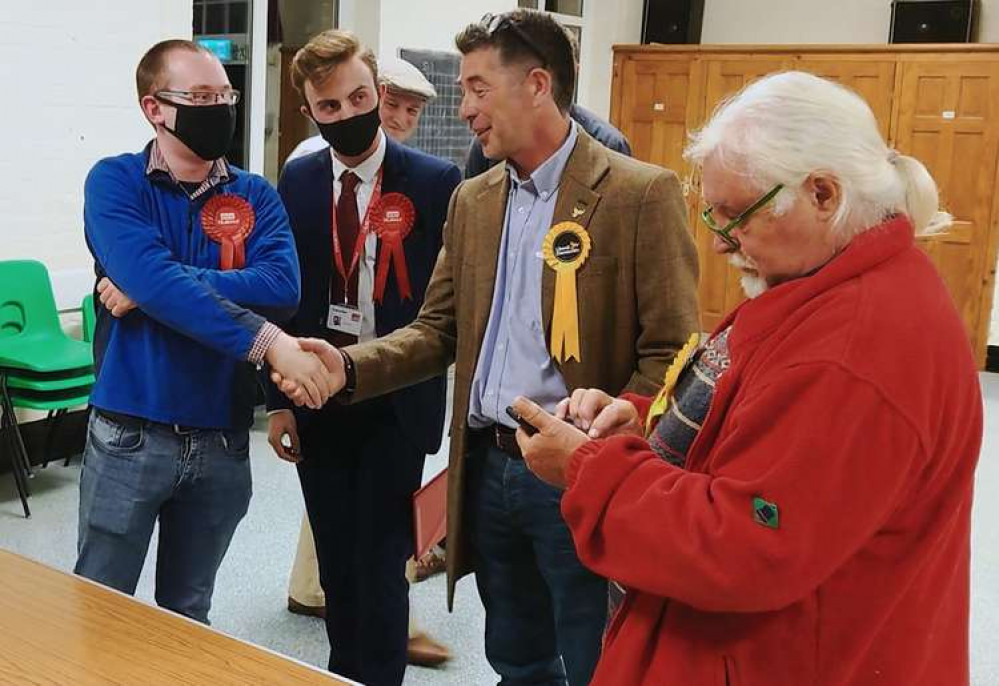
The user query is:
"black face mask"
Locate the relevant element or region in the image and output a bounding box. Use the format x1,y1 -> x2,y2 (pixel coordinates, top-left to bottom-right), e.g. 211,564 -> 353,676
159,99 -> 237,161
316,105 -> 382,157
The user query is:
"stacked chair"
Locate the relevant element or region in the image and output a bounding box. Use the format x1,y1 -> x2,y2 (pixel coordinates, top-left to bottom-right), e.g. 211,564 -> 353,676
0,260 -> 95,517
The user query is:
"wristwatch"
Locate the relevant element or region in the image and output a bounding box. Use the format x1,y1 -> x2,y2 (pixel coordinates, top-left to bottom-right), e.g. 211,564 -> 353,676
339,349 -> 357,397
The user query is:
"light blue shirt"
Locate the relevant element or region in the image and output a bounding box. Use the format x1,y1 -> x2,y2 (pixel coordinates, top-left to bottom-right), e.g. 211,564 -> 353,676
468,122 -> 580,429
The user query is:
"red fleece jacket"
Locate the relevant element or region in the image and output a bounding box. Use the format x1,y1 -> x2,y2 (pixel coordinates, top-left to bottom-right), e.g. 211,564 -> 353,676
563,217 -> 982,686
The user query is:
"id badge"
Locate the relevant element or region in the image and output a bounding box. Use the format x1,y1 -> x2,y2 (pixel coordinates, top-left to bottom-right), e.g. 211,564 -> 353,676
326,303 -> 362,337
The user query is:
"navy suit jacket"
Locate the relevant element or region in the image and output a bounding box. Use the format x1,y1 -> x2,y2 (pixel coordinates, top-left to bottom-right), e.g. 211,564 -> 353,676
267,137 -> 462,455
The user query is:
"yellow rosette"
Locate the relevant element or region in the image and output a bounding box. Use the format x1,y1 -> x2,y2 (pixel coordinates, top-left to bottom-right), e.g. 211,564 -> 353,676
542,222 -> 592,363
645,332 -> 701,435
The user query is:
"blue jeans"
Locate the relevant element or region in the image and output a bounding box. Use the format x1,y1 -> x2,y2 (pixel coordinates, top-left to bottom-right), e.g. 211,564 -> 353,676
468,443 -> 608,686
75,411 -> 252,623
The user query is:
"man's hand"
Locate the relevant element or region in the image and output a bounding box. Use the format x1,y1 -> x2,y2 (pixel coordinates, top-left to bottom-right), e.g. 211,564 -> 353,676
97,277 -> 137,317
265,333 -> 341,410
269,337 -> 346,408
512,396 -> 590,489
267,410 -> 301,463
555,388 -> 643,439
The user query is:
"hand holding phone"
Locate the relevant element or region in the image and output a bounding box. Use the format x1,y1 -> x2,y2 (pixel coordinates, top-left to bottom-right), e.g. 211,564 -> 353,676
506,397 -> 590,490
506,405 -> 538,436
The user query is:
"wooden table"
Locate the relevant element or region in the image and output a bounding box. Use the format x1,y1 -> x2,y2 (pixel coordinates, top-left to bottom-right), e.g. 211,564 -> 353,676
0,549 -> 354,685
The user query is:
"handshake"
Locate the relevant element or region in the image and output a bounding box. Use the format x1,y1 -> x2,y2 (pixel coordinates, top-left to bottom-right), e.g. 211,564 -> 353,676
265,335 -> 347,410
96,277 -> 345,410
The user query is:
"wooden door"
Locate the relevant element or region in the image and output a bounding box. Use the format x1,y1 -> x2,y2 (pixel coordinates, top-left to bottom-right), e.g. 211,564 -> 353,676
696,57 -> 793,332
616,57 -> 698,177
794,58 -> 896,138
701,57 -> 792,118
895,60 -> 999,363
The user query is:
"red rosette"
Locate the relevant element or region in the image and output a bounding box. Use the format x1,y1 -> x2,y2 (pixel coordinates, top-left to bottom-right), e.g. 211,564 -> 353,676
370,192 -> 416,302
201,194 -> 256,270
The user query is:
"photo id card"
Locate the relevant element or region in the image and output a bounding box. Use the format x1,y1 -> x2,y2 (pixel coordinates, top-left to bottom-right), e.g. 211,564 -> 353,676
327,303 -> 363,337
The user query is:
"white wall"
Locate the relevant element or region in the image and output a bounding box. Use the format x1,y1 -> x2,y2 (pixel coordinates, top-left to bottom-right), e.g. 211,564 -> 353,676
983,2 -> 999,348
0,1 -> 192,302
372,0 -> 641,119
579,0 -> 644,119
248,0 -> 268,175
340,0 -> 386,54
703,0 -> 999,44
376,0 -> 516,60
0,2 -> 190,420
983,1 -> 999,41
702,0 -> 890,44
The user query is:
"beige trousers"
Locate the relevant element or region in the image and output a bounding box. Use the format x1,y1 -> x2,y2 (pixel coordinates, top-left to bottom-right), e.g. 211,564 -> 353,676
288,514 -> 421,637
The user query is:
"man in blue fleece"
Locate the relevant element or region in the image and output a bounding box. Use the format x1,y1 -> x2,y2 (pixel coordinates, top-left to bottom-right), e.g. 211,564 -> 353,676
76,39 -> 337,623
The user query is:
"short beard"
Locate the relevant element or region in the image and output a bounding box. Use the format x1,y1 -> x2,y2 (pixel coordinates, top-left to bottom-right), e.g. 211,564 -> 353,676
729,254 -> 768,299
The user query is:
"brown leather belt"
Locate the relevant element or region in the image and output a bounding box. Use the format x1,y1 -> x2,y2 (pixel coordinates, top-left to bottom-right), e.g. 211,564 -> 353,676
471,424 -> 523,460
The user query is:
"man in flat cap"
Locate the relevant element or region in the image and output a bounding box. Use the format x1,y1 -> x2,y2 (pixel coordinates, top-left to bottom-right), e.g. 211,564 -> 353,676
377,56 -> 436,143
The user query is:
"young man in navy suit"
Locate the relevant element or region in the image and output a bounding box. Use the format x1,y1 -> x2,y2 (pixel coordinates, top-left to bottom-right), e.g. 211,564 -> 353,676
264,30 -> 461,686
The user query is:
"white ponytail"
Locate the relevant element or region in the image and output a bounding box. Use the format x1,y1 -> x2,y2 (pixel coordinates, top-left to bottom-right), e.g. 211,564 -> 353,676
890,153 -> 952,235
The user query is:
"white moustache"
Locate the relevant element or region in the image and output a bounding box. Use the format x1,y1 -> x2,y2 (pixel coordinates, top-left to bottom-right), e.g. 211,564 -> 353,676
728,253 -> 757,271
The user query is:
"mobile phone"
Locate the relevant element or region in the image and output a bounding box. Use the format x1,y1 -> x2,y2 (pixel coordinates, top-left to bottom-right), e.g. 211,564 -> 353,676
505,405 -> 538,436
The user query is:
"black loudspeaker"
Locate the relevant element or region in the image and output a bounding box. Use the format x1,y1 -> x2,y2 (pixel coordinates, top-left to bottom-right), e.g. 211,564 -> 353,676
890,0 -> 976,43
642,0 -> 705,45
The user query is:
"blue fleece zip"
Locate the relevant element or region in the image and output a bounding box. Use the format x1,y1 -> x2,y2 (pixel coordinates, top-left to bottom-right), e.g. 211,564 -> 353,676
83,147 -> 300,429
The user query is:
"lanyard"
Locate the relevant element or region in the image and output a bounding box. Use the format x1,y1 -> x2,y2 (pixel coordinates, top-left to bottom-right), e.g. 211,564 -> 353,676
331,168 -> 383,302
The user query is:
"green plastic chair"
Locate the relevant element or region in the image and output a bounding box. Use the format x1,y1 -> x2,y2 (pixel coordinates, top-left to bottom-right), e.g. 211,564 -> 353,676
5,372 -> 96,393
4,292 -> 98,392
0,260 -> 94,373
0,373 -> 31,517
30,292 -> 98,471
0,261 -> 96,516
21,289 -> 97,471
82,293 -> 96,343
8,385 -> 93,412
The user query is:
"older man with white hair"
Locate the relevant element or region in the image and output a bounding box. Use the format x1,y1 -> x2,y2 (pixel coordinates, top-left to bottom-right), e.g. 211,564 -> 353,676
510,71 -> 983,686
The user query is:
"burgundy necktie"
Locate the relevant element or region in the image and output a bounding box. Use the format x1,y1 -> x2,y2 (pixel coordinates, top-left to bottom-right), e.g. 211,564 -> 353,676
333,170 -> 361,306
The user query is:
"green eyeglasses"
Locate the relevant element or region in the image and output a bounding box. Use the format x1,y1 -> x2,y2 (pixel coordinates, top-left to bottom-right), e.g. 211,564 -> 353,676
701,183 -> 784,250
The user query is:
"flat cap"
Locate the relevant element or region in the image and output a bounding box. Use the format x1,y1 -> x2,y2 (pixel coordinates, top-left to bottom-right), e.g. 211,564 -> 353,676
378,56 -> 437,100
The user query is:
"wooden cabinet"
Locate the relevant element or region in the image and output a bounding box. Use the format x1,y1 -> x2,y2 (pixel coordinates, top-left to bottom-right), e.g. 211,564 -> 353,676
793,58 -> 896,137
611,45 -> 999,364
616,57 -> 699,177
896,60 -> 999,353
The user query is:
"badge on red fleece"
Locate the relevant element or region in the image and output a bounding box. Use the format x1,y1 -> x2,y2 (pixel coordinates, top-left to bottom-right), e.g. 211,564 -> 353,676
753,497 -> 779,529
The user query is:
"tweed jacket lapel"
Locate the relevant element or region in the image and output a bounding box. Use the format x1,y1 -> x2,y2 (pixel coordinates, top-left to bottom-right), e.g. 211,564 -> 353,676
541,132 -> 609,361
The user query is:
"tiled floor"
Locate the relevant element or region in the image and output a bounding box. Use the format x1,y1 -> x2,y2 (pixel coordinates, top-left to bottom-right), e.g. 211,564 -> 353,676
1,373 -> 998,685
